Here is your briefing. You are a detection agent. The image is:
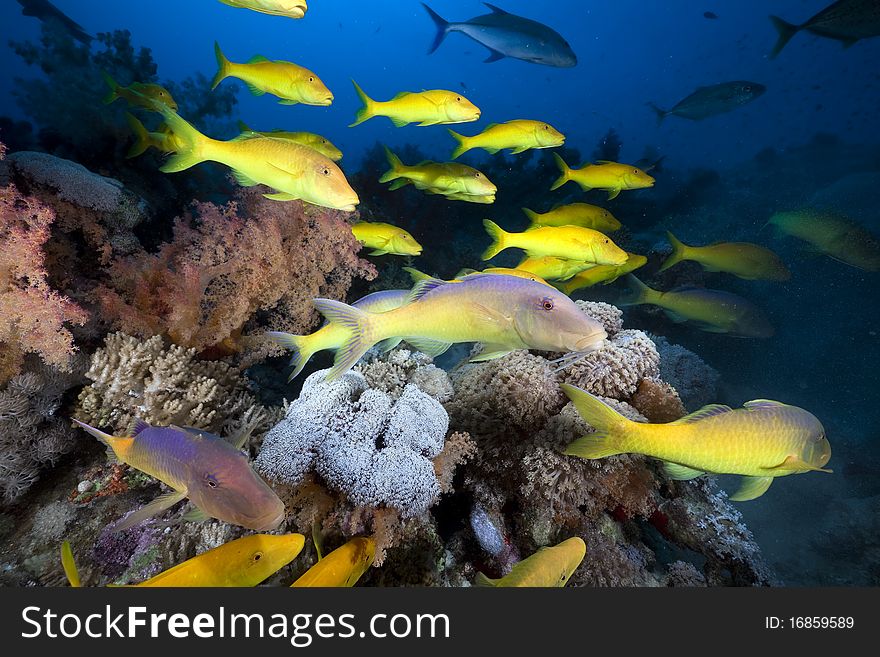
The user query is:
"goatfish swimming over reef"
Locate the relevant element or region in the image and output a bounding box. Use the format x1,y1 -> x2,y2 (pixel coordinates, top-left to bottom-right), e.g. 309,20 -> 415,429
312,273 -> 608,380
151,101 -> 358,210
449,119 -> 564,159
212,42 -> 333,106
72,419 -> 286,533
515,256 -> 594,282
621,275 -> 774,337
102,72 -> 177,110
268,289 -> 410,379
237,121 -> 342,160
351,222 -> 422,256
217,0 -> 307,19
770,0 -> 880,58
551,154 -> 655,200
291,537 -> 375,587
62,534 -> 305,587
558,253 -> 647,293
522,203 -> 621,233
648,81 -> 765,124
482,219 -> 628,266
660,232 -> 791,280
422,3 -> 577,67
380,147 -> 496,201
125,113 -> 185,159
475,537 -> 586,587
768,210 -> 880,272
561,384 -> 832,501
349,81 -> 480,127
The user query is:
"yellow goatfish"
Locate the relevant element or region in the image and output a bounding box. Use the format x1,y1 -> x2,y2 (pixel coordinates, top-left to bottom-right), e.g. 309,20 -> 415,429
475,267 -> 552,287
212,42 -> 332,106
562,384 -> 832,501
523,203 -> 621,233
291,537 -> 375,587
551,154 -> 655,199
559,253 -> 647,293
769,210 -> 880,272
73,419 -> 285,533
62,534 -> 305,587
474,537 -> 586,587
622,275 -> 774,337
102,72 -> 177,110
154,102 -> 358,210
449,119 -> 564,159
380,147 -> 496,200
238,121 -> 342,160
516,256 -> 594,281
351,222 -> 422,256
660,232 -> 791,281
268,289 -> 410,379
482,219 -> 628,265
349,81 -> 480,127
313,274 -> 607,380
217,0 -> 307,19
125,113 -> 184,159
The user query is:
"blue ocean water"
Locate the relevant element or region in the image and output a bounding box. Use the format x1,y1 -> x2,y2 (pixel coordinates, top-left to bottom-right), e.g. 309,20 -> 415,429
0,0 -> 878,586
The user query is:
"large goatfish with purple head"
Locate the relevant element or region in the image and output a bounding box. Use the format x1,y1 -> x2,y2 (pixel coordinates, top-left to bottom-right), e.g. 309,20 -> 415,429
313,273 -> 607,380
72,420 -> 285,532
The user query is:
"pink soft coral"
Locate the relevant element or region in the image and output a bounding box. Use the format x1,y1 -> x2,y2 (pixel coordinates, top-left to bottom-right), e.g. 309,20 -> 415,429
0,183 -> 89,384
95,187 -> 376,362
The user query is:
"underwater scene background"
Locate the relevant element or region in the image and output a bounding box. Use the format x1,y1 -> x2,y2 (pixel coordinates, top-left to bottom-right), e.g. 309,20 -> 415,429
0,0 -> 878,587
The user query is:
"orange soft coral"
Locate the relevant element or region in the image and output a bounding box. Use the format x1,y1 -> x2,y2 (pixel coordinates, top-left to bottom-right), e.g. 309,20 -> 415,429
95,187 -> 376,362
0,183 -> 88,383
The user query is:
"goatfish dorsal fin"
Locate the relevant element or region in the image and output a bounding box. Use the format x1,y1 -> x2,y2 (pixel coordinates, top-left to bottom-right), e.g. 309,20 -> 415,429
132,419 -> 150,435
246,54 -> 271,64
669,404 -> 733,424
407,277 -> 448,303
743,399 -> 789,411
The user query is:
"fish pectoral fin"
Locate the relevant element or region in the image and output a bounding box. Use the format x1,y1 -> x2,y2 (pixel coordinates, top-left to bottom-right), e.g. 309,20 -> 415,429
483,49 -> 505,63
231,169 -> 260,187
729,476 -> 774,502
469,344 -> 513,362
367,249 -> 389,256
264,192 -> 299,201
662,309 -> 690,324
404,337 -> 453,357
390,117 -> 410,127
508,146 -> 529,154
387,179 -> 410,190
113,490 -> 187,533
245,81 -> 267,96
278,99 -> 299,105
473,572 -> 498,587
607,188 -> 621,200
765,454 -> 833,474
470,302 -> 511,331
662,461 -> 705,481
182,506 -> 211,523
376,337 -> 403,353
416,119 -> 442,126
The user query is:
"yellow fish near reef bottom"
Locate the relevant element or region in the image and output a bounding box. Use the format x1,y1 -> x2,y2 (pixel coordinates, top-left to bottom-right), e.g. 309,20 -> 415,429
474,537 -> 586,587
62,534 -> 305,587
291,537 -> 375,587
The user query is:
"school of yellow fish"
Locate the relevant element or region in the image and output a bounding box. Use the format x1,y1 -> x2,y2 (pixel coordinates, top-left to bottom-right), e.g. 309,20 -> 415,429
73,0 -> 880,589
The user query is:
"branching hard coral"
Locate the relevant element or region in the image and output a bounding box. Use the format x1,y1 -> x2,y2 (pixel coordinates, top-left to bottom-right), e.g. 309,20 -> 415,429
95,189 -> 375,363
0,182 -> 88,384
561,329 -> 660,399
651,335 -> 720,411
0,355 -> 86,504
256,370 -> 449,517
75,332 -> 276,436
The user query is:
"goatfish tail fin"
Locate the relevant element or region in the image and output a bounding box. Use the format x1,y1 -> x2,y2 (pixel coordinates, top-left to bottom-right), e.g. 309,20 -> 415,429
481,219 -> 509,260
560,384 -> 631,459
448,129 -> 469,159
473,572 -> 498,587
521,207 -> 542,227
647,102 -> 667,126
769,16 -> 799,59
124,112 -> 151,159
313,299 -> 376,380
550,153 -> 571,191
379,145 -> 404,183
422,3 -> 450,55
619,275 -> 657,307
659,231 -> 688,272
72,419 -> 121,462
152,103 -> 209,173
266,332 -> 315,381
212,41 -> 232,90
101,71 -> 120,104
349,80 -> 377,127
60,541 -> 81,588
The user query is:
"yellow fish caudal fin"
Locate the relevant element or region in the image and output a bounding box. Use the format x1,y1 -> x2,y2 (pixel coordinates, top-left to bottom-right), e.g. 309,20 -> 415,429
266,331 -> 313,381
448,129 -> 469,159
550,153 -> 572,191
378,145 -> 403,183
559,385 -> 632,458
481,219 -> 509,260
349,80 -> 376,127
312,299 -> 373,380
659,231 -> 688,272
61,541 -> 82,587
124,112 -> 152,159
212,41 -> 232,90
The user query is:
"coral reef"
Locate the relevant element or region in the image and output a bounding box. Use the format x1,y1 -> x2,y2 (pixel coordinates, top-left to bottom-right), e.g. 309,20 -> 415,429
94,189 -> 376,363
0,355 -> 86,503
651,335 -> 720,410
629,378 -> 687,423
561,329 -> 660,399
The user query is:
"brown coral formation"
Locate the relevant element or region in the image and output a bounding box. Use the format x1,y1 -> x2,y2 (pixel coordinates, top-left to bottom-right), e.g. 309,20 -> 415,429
630,378 -> 687,423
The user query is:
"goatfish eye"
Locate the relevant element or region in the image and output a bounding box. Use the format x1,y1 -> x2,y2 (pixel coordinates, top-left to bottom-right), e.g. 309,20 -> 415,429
322,167 -> 330,175
204,473 -> 219,489
632,169 -> 639,174
309,76 -> 315,82
475,172 -> 482,178
456,96 -> 462,101
252,551 -> 263,563
541,297 -> 554,311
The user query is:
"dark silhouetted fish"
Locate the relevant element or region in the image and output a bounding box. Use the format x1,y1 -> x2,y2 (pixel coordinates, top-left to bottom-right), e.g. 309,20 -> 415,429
634,154 -> 665,173
648,81 -> 765,124
17,0 -> 91,44
422,2 -> 576,67
704,11 -> 719,20
770,0 -> 880,58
